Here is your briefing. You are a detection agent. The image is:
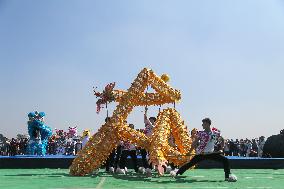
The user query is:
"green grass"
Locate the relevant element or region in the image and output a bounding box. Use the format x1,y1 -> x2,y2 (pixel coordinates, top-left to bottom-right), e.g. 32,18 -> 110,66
0,169 -> 283,189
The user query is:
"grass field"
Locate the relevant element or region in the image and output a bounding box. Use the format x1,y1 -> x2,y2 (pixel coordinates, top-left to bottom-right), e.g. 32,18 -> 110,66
0,169 -> 283,189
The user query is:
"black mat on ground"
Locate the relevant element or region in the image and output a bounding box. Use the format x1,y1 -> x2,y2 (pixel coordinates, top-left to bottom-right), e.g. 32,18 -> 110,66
1,155 -> 284,169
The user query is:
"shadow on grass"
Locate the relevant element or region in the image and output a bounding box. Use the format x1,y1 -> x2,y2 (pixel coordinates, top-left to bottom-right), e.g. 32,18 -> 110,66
4,171 -> 121,178
92,171 -> 224,184
4,171 -> 224,183
4,173 -> 71,177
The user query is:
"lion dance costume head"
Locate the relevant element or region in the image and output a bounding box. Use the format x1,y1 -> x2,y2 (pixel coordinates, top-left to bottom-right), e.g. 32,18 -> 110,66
27,111 -> 52,155
68,126 -> 78,138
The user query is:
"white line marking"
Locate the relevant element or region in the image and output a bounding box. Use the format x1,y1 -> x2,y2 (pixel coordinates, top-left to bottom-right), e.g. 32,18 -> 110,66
192,175 -> 205,178
95,177 -> 106,189
247,187 -> 272,189
136,187 -> 165,189
51,188 -> 98,189
136,187 -> 229,189
245,177 -> 273,179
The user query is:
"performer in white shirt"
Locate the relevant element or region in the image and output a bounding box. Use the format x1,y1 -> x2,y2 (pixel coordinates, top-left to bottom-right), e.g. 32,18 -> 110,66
173,118 -> 237,182
140,109 -> 156,177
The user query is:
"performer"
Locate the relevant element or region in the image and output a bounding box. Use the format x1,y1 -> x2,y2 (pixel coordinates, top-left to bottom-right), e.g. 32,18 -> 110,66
116,124 -> 139,174
65,126 -> 78,155
55,129 -> 66,155
81,129 -> 91,148
105,117 -> 116,173
139,108 -> 156,177
172,118 -> 237,182
27,111 -> 52,155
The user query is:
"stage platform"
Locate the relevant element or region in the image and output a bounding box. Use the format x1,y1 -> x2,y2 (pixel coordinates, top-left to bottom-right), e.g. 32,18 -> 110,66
1,155 -> 284,169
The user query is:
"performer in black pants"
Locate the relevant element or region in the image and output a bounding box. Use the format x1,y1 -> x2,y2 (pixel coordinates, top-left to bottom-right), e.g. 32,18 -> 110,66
116,124 -> 139,174
114,144 -> 122,170
173,118 -> 237,182
140,148 -> 151,169
176,152 -> 230,178
105,117 -> 120,173
142,110 -> 156,177
119,147 -> 139,172
105,149 -> 116,172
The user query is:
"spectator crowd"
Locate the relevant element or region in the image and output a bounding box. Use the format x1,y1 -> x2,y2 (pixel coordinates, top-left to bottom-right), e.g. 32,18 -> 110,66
0,128 -> 83,156
217,137 -> 266,157
0,131 -> 266,158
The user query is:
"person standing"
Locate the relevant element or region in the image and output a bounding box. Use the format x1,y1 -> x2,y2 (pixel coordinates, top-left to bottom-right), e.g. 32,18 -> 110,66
116,124 -> 139,174
140,109 -> 156,177
105,117 -> 116,173
246,140 -> 252,157
258,136 -> 266,157
223,139 -> 230,156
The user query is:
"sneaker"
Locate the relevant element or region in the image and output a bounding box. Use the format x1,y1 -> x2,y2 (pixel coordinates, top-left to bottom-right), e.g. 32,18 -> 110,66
225,174 -> 237,182
124,167 -> 128,173
109,167 -> 115,173
170,169 -> 178,178
92,168 -> 100,174
116,168 -> 126,175
165,166 -> 172,174
170,170 -> 176,177
145,168 -> 152,177
138,167 -> 146,174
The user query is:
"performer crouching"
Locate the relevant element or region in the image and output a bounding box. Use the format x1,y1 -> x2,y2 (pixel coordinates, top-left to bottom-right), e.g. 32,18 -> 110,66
172,118 -> 237,182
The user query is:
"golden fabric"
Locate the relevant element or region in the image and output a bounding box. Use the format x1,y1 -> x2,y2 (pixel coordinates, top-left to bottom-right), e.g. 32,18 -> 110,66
69,68 -> 194,176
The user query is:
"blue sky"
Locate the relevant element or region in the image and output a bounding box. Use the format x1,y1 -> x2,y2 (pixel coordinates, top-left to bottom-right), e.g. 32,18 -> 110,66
0,0 -> 284,139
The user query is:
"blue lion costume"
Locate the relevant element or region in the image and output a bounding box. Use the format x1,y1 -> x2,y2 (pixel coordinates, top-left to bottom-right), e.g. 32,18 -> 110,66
26,111 -> 52,155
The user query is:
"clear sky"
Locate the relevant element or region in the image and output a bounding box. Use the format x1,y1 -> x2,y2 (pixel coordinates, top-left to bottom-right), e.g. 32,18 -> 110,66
0,0 -> 284,139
